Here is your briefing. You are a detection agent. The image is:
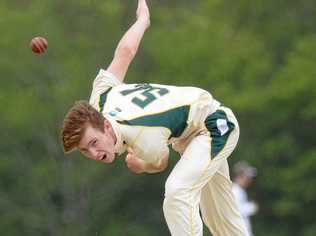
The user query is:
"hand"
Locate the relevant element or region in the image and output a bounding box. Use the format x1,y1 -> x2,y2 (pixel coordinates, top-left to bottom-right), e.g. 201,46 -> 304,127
136,0 -> 150,29
249,201 -> 259,215
251,201 -> 259,213
125,147 -> 145,174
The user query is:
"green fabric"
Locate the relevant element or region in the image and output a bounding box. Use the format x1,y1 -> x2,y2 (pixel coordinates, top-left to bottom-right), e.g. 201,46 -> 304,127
98,88 -> 112,112
120,83 -> 170,108
204,110 -> 235,158
118,105 -> 190,138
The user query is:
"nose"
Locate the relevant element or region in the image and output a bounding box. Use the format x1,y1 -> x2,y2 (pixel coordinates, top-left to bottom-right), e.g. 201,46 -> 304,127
89,148 -> 99,160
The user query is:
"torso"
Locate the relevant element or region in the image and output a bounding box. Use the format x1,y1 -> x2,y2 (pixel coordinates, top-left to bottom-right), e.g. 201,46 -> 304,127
89,70 -> 221,163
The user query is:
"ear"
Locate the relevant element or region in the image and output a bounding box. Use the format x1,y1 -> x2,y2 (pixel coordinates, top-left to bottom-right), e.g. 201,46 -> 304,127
103,118 -> 112,132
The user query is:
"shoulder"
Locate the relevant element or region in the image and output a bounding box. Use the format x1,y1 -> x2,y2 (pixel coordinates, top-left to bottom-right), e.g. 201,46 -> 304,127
92,69 -> 122,91
89,69 -> 123,108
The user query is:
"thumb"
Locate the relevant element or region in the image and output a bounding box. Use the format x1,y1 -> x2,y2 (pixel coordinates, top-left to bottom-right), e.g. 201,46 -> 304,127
127,147 -> 134,154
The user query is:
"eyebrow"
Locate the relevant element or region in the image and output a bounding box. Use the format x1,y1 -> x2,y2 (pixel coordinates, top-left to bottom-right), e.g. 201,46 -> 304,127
79,139 -> 95,152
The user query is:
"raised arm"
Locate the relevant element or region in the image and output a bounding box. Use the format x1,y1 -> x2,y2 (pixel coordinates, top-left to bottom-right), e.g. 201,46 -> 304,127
107,0 -> 150,82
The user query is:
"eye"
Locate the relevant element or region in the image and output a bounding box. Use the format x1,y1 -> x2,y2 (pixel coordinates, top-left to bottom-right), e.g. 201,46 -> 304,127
91,139 -> 97,147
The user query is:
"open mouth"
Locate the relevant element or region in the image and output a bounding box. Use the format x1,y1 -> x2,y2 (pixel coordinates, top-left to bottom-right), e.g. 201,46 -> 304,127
100,154 -> 107,161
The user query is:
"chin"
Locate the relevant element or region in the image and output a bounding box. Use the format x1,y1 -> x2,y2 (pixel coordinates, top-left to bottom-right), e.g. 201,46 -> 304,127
105,155 -> 115,164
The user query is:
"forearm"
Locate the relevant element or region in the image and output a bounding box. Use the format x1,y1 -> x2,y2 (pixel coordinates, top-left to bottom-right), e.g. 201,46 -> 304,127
107,19 -> 149,82
239,201 -> 258,216
106,0 -> 150,82
114,18 -> 149,60
125,145 -> 168,174
142,156 -> 169,174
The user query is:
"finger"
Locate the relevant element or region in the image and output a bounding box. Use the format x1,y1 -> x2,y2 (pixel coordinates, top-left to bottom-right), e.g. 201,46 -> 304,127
127,147 -> 134,154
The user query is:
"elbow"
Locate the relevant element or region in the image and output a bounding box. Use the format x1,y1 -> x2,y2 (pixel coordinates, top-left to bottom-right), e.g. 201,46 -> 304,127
115,45 -> 137,61
157,156 -> 169,172
160,162 -> 168,172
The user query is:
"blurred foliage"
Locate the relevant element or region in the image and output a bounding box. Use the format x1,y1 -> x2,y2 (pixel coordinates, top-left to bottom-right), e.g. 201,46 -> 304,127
0,0 -> 315,235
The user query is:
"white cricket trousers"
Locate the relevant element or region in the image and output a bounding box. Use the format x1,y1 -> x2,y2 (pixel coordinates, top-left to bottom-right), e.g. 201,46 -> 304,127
163,107 -> 248,236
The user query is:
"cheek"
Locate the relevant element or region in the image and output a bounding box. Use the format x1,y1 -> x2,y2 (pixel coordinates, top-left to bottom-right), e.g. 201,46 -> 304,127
108,139 -> 115,149
109,139 -> 116,152
101,135 -> 115,151
106,133 -> 115,146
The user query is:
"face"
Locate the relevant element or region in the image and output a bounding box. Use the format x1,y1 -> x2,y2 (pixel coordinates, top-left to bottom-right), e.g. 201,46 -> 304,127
78,120 -> 117,164
240,174 -> 253,188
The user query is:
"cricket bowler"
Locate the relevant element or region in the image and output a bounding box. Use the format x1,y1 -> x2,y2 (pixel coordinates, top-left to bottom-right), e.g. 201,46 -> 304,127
61,1 -> 248,235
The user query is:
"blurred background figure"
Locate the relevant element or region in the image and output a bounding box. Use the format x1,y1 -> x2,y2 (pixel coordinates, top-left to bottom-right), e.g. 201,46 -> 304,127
232,161 -> 258,236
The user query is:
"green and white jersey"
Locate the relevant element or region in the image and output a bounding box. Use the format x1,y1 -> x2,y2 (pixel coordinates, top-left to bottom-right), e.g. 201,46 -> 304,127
89,70 -> 221,164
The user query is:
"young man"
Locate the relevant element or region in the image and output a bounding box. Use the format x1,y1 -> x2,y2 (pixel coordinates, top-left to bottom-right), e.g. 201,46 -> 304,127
62,1 -> 248,235
232,161 -> 259,236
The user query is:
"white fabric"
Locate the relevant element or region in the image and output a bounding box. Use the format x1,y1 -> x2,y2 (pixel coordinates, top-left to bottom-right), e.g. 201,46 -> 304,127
88,70 -> 248,236
88,70 -> 221,165
232,184 -> 257,236
89,69 -> 122,106
217,118 -> 229,136
104,114 -> 126,155
163,107 -> 248,236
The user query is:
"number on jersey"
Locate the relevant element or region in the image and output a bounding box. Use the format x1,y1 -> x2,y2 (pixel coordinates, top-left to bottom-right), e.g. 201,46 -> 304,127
120,84 -> 169,108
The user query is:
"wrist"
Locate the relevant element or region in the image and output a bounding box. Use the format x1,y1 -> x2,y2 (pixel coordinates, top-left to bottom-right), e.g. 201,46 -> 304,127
142,160 -> 165,174
137,16 -> 150,29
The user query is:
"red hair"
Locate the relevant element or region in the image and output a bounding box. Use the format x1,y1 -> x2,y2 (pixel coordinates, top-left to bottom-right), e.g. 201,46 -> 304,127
61,101 -> 104,153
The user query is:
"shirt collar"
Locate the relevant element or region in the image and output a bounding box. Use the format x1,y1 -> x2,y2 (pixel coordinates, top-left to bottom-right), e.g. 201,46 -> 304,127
104,114 -> 125,155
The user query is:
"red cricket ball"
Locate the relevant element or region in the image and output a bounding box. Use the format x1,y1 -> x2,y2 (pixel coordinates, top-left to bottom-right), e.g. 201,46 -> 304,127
30,36 -> 48,54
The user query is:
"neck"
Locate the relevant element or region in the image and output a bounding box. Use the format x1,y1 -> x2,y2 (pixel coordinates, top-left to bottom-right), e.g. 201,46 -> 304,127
105,115 -> 122,152
106,117 -> 118,145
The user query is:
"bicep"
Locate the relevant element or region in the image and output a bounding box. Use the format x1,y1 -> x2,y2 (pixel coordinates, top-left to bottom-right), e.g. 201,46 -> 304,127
107,46 -> 135,83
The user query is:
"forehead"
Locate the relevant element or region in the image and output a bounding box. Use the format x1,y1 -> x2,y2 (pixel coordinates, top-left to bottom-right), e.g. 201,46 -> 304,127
78,126 -> 99,147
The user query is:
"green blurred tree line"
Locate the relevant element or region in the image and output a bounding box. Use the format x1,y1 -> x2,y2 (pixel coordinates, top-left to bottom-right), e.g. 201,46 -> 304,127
0,0 -> 315,235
